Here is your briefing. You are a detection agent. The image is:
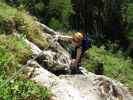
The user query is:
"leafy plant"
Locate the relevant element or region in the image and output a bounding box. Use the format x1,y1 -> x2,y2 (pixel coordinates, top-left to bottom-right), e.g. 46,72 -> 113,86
0,34 -> 51,99
82,46 -> 133,91
0,2 -> 50,49
0,2 -> 52,99
48,17 -> 64,30
0,78 -> 51,100
3,0 -> 73,30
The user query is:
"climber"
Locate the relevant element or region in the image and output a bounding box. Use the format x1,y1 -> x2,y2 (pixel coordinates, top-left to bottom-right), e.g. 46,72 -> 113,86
54,32 -> 90,74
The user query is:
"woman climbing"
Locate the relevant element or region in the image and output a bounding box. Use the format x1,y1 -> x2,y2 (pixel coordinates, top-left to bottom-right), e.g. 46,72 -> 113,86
55,32 -> 90,74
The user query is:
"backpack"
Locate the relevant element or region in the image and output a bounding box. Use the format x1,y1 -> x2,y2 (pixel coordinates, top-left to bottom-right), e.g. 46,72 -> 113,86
82,34 -> 90,51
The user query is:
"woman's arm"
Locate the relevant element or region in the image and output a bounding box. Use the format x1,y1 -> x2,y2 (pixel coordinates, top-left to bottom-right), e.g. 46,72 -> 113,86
76,47 -> 82,62
56,35 -> 72,42
71,47 -> 82,67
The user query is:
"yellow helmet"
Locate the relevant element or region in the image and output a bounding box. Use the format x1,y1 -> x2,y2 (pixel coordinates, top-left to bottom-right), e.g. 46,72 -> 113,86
73,32 -> 84,43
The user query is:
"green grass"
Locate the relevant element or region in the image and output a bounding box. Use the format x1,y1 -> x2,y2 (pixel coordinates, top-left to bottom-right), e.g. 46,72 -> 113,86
0,35 -> 32,75
0,2 -> 52,99
82,46 -> 133,91
0,2 -> 49,49
0,78 -> 51,100
0,34 -> 51,99
0,2 -> 17,19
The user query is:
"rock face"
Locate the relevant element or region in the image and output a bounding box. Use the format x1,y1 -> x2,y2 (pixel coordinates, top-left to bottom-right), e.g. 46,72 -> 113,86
25,61 -> 84,100
60,74 -> 132,100
22,22 -> 133,100
25,61 -> 133,100
16,31 -> 71,72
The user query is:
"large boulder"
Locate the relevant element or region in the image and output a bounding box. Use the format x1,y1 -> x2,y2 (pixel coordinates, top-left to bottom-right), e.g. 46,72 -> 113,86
25,61 -> 84,100
60,74 -> 133,100
25,61 -> 133,100
15,31 -> 71,72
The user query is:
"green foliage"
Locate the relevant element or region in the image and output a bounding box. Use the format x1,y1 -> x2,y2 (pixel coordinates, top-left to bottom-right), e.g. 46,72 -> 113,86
0,2 -> 52,99
34,1 -> 45,15
127,2 -> 133,40
0,35 -> 32,75
0,78 -> 51,100
82,46 -> 133,91
14,12 -> 49,49
127,3 -> 133,22
0,31 -> 51,100
4,0 -> 73,30
48,0 -> 73,18
48,17 -> 64,30
0,2 -> 17,34
48,0 -> 73,29
0,2 -> 17,19
0,2 -> 49,49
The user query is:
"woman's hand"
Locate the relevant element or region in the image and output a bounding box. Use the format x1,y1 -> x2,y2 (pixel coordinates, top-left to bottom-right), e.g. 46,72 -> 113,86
71,59 -> 78,68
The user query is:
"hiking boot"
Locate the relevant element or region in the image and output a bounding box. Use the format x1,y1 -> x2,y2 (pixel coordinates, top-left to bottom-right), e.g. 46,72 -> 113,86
70,67 -> 82,74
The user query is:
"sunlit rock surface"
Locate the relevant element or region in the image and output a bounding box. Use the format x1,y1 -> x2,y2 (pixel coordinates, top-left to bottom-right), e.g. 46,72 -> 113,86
25,61 -> 133,100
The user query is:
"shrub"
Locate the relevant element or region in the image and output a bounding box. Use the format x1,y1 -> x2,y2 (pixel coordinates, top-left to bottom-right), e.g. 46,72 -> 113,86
82,46 -> 133,91
0,35 -> 32,75
0,34 -> 51,99
0,2 -> 49,49
0,78 -> 51,100
48,17 -> 64,30
0,2 -> 52,99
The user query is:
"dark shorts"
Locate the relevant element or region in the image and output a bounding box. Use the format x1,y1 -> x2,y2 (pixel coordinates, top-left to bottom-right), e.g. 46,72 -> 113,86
69,46 -> 84,62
